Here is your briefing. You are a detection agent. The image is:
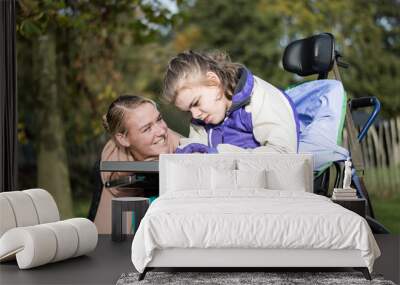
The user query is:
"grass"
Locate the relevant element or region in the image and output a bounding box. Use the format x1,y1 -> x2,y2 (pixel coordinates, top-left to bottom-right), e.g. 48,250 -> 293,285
363,164 -> 400,233
370,193 -> 400,234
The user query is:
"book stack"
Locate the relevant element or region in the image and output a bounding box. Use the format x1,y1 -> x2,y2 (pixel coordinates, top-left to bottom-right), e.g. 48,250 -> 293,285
332,188 -> 358,200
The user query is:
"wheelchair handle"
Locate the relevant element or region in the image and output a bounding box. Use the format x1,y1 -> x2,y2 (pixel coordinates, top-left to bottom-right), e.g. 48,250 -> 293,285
337,60 -> 349,69
335,51 -> 349,69
350,97 -> 377,109
349,97 -> 381,142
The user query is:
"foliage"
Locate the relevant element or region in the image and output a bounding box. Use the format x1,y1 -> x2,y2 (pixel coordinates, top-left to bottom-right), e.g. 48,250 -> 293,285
16,0 -> 183,209
16,0 -> 399,217
174,0 -> 400,116
17,0 -> 180,144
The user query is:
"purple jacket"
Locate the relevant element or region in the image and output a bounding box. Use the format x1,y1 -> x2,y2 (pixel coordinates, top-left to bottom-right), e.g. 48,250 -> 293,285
177,68 -> 299,154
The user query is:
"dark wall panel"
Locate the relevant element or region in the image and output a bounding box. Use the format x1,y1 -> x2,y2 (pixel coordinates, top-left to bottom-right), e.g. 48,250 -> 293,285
0,0 -> 17,192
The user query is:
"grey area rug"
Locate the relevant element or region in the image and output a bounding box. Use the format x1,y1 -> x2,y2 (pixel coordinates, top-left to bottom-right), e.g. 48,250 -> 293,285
116,271 -> 396,285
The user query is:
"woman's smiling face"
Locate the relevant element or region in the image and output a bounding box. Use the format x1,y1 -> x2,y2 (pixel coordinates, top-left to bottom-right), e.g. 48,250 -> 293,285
116,102 -> 169,160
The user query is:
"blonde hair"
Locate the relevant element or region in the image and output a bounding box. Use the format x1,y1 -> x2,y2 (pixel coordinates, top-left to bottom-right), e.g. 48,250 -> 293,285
163,50 -> 243,103
102,95 -> 156,136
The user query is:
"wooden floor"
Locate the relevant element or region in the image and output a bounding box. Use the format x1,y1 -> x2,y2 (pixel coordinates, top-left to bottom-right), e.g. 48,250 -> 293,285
0,235 -> 398,285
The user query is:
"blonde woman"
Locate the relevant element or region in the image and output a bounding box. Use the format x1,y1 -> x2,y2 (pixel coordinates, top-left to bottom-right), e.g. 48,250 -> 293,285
94,95 -> 181,234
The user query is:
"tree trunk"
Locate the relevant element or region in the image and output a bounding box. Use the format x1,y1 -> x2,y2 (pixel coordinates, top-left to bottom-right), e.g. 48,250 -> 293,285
35,32 -> 73,219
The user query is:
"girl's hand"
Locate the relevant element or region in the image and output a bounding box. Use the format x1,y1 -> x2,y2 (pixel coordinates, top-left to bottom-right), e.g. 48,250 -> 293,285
175,143 -> 218,154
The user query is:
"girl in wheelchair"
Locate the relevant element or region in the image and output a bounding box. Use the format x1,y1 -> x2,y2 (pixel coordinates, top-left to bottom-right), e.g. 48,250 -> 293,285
163,50 -> 299,155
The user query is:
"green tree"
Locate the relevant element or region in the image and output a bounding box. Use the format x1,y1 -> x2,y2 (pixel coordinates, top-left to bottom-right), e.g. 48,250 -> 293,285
174,0 -> 400,116
16,0 -> 179,218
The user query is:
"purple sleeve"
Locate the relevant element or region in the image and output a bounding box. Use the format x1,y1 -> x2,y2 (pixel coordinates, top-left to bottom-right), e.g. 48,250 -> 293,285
175,143 -> 218,154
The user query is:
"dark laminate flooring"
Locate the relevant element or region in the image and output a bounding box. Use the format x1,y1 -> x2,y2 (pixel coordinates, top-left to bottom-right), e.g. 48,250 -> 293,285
0,235 -> 398,285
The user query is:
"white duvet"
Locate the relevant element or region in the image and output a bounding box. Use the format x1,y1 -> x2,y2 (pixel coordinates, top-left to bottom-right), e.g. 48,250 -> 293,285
131,190 -> 380,273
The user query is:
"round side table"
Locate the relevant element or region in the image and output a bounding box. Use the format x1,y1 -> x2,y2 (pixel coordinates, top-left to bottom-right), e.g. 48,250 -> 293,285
111,197 -> 149,242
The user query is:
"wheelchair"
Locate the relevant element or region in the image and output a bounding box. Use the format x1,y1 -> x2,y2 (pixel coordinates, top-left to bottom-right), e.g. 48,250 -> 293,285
283,32 -> 389,233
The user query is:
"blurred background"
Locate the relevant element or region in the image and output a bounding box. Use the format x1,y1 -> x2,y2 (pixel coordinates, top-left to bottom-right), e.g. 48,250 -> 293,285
15,0 -> 399,232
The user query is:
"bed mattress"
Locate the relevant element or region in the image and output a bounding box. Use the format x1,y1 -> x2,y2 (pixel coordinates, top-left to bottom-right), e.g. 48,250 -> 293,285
131,190 -> 380,273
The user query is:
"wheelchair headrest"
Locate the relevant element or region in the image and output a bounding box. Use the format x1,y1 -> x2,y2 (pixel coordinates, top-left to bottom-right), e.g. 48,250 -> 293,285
283,33 -> 335,77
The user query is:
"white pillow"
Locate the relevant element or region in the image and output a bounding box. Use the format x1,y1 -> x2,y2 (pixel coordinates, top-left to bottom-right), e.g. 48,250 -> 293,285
211,168 -> 236,190
237,158 -> 309,192
236,169 -> 267,189
266,164 -> 307,191
211,169 -> 268,190
167,163 -> 211,191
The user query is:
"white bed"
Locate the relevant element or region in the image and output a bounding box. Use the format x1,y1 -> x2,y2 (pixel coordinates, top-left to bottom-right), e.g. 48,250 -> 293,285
131,154 -> 380,280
